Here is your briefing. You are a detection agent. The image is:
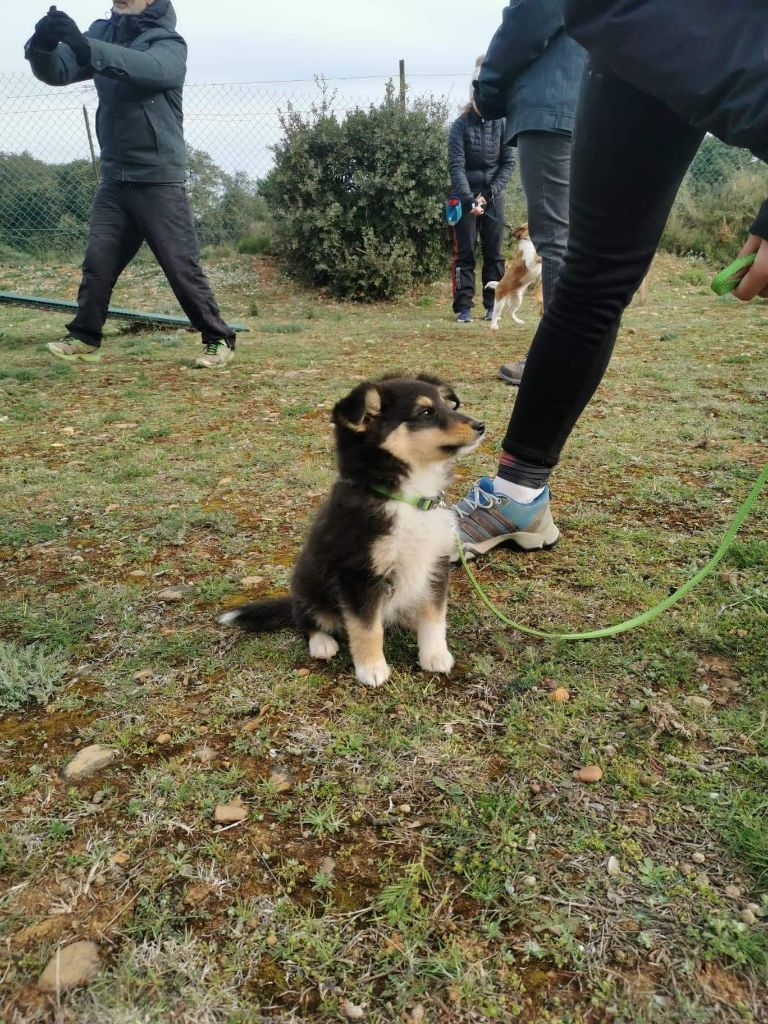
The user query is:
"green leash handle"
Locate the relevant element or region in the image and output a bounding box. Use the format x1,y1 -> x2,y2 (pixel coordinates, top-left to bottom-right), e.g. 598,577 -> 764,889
458,463 -> 768,641
711,253 -> 756,295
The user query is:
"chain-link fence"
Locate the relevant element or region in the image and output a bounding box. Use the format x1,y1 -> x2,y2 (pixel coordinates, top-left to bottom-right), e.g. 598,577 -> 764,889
0,69 -> 766,263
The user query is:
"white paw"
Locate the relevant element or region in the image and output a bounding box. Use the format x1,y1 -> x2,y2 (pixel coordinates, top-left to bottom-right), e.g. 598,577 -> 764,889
309,632 -> 339,660
512,315 -> 524,325
419,648 -> 455,674
490,323 -> 499,331
355,661 -> 391,688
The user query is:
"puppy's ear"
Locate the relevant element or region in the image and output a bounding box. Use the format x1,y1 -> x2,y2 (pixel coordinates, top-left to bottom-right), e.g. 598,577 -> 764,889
416,373 -> 461,410
333,383 -> 381,433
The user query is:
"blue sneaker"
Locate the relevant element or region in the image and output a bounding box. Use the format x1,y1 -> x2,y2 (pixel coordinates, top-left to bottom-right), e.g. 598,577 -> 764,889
456,308 -> 473,323
453,477 -> 560,559
484,308 -> 493,322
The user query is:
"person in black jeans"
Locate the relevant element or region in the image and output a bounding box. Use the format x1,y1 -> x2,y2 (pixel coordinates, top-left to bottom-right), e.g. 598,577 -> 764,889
25,0 -> 236,369
454,18 -> 768,556
448,64 -> 515,324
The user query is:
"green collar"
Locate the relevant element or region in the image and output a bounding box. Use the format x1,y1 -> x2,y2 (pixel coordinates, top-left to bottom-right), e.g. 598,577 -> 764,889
370,484 -> 444,511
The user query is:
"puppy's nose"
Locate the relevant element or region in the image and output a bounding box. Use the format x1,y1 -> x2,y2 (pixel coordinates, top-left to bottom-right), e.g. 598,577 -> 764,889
473,420 -> 485,434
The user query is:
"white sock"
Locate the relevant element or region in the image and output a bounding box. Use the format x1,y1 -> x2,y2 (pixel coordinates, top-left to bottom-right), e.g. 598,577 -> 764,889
492,476 -> 545,504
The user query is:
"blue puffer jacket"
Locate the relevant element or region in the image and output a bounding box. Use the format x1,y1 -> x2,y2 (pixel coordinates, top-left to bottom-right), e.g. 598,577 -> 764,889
25,0 -> 187,184
448,111 -> 516,203
474,0 -> 586,144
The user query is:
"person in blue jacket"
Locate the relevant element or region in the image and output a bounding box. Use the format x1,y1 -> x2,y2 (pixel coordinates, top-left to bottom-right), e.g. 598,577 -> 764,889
453,0 -> 768,560
448,59 -> 516,324
475,2 -> 586,383
25,0 -> 236,369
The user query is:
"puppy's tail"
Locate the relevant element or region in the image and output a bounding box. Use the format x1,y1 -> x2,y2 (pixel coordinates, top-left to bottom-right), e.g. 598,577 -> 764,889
219,597 -> 294,632
486,281 -> 499,291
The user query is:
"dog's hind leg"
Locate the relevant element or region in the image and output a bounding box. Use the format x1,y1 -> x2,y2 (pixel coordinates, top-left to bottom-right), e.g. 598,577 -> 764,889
344,611 -> 390,688
511,288 -> 526,325
309,631 -> 339,660
490,296 -> 505,331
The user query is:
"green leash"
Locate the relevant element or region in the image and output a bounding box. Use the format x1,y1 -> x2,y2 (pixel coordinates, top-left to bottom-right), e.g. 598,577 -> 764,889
711,253 -> 756,295
458,463 -> 768,641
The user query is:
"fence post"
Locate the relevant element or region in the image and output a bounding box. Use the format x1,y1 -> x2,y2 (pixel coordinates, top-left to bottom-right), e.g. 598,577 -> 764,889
399,59 -> 406,109
82,105 -> 99,184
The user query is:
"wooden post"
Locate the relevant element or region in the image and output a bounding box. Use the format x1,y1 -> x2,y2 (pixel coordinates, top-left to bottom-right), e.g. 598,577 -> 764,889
399,59 -> 406,109
82,105 -> 99,183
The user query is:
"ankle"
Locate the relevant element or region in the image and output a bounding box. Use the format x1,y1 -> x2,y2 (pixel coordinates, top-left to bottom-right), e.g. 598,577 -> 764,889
492,476 -> 545,504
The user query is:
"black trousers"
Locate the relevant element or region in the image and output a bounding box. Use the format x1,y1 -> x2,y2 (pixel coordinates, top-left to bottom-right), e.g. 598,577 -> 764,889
66,181 -> 235,349
451,196 -> 506,313
503,65 -> 704,465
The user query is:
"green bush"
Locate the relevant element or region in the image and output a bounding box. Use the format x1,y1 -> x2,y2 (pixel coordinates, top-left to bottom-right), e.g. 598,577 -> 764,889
662,137 -> 768,261
0,639 -> 69,713
261,81 -> 450,301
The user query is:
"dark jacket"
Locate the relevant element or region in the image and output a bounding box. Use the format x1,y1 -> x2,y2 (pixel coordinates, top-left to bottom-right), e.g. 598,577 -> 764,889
448,111 -> 515,203
474,0 -> 586,144
25,0 -> 187,184
562,0 -> 768,238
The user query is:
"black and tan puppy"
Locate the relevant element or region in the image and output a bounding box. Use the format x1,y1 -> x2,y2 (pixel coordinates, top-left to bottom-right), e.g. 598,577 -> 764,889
220,374 -> 485,687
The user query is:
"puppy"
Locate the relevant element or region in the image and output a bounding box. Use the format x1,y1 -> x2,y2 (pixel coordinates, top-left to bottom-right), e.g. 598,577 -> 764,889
220,374 -> 485,687
487,223 -> 542,329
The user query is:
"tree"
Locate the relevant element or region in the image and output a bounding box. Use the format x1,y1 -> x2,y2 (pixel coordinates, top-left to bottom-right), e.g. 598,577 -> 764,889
261,81 -> 450,300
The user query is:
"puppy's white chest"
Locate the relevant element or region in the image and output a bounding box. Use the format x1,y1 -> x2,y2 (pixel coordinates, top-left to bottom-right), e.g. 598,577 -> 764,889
373,504 -> 456,618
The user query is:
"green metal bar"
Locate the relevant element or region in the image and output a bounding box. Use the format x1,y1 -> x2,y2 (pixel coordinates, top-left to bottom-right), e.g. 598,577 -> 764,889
0,292 -> 248,332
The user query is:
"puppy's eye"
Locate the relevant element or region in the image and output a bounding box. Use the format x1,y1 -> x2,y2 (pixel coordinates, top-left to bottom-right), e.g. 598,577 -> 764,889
417,407 -> 435,419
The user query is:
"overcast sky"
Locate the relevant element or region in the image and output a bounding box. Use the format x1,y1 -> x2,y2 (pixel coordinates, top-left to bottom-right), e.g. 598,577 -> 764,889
2,1 -> 504,83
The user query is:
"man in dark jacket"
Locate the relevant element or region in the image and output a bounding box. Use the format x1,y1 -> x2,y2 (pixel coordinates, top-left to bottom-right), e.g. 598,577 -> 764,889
453,0 -> 767,560
474,0 -> 586,382
25,0 -> 236,369
448,85 -> 515,323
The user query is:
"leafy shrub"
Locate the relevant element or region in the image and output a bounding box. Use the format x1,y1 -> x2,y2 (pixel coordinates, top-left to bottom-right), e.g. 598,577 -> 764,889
662,137 -> 768,261
261,81 -> 450,300
0,639 -> 69,713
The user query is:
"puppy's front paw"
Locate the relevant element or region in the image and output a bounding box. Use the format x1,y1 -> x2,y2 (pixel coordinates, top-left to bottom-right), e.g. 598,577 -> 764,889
419,648 -> 455,674
355,661 -> 391,688
490,323 -> 499,331
309,632 -> 339,660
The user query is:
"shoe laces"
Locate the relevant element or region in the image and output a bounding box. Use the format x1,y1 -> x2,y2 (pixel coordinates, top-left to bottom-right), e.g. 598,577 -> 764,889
202,342 -> 223,356
455,484 -> 499,518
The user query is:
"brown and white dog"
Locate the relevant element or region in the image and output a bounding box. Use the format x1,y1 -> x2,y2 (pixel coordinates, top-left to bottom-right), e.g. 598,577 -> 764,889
487,224 -> 542,329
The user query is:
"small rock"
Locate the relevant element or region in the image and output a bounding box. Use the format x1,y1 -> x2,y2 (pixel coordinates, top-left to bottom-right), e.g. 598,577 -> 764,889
110,851 -> 130,866
604,744 -> 618,758
574,765 -> 603,784
442,723 -> 454,735
269,770 -> 294,793
239,575 -> 264,587
408,1006 -> 426,1023
724,885 -> 741,899
549,687 -> 570,702
746,903 -> 761,914
214,803 -> 248,824
296,667 -> 310,677
741,908 -> 757,926
341,1000 -> 366,1020
192,745 -> 217,763
607,856 -> 621,877
61,426 -> 76,436
155,733 -> 172,745
318,856 -> 336,876
61,745 -> 116,782
529,781 -> 542,794
523,875 -> 537,887
128,569 -> 148,578
397,804 -> 412,814
38,941 -> 101,992
157,587 -> 185,602
105,504 -> 120,513
692,851 -> 706,864
134,669 -> 154,681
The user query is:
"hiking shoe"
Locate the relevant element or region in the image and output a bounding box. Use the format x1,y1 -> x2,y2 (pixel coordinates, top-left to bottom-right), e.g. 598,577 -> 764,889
453,476 -> 559,559
456,308 -> 472,324
498,358 -> 526,385
46,338 -> 101,363
484,308 -> 493,321
195,342 -> 235,368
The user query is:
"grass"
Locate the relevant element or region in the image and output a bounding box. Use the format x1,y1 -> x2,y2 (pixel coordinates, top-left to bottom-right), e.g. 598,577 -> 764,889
0,250 -> 766,1023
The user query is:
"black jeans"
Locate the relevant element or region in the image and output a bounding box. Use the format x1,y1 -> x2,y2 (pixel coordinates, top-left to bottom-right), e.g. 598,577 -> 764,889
451,196 -> 506,313
67,182 -> 235,349
503,65 -> 704,465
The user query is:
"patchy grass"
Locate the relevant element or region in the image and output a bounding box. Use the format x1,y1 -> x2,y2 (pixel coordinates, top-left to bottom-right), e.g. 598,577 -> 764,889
0,251 -> 766,1023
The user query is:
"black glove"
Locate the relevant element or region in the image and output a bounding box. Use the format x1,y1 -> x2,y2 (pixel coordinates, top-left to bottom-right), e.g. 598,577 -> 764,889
46,11 -> 91,65
30,13 -> 60,52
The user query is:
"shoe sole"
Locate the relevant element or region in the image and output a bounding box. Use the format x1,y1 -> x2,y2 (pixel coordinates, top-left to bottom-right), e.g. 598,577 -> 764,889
498,370 -> 522,385
456,523 -> 560,562
47,345 -> 101,363
195,356 -> 235,368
